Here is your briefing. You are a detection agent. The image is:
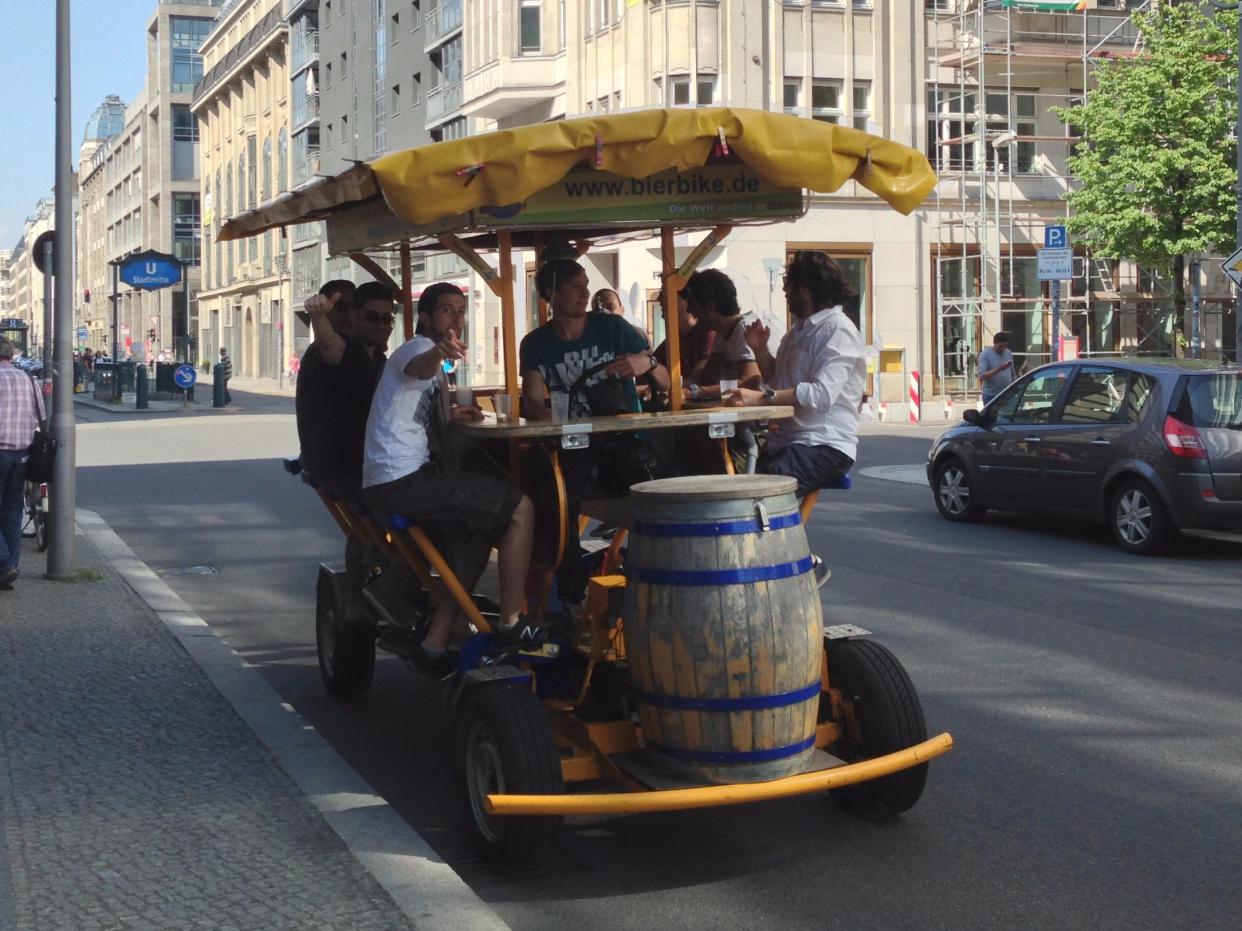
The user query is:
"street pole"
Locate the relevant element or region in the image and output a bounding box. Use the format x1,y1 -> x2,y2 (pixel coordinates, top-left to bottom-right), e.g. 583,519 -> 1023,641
1191,259 -> 1202,359
1214,0 -> 1242,362
1051,280 -> 1062,362
111,262 -> 120,399
48,0 -> 75,578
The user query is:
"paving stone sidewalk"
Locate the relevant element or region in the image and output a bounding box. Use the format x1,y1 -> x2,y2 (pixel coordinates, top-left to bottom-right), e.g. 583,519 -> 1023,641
0,520 -> 495,931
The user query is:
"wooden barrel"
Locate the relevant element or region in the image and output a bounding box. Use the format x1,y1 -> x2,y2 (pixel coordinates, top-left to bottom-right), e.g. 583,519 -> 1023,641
623,475 -> 823,784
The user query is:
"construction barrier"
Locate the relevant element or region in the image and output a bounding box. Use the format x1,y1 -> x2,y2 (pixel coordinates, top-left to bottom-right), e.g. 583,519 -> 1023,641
909,370 -> 920,424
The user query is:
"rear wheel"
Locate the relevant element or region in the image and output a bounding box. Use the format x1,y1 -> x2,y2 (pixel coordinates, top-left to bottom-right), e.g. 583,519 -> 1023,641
1109,478 -> 1172,555
821,638 -> 929,819
456,682 -> 564,862
933,458 -> 983,522
316,572 -> 375,699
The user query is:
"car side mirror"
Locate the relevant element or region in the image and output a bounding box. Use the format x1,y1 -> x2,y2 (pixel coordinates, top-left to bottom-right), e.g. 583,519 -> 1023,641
962,408 -> 986,427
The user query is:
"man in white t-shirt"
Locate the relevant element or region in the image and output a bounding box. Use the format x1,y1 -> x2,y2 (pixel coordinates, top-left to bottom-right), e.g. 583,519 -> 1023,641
678,268 -> 773,401
361,282 -> 541,674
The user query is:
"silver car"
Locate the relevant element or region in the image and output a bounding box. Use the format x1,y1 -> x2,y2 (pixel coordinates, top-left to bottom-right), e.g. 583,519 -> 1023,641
926,359 -> 1242,554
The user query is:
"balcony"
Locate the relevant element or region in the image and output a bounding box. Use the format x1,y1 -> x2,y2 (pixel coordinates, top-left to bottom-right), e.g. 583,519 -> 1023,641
426,81 -> 463,122
291,30 -> 319,73
463,55 -> 566,121
425,0 -> 463,48
292,92 -> 320,130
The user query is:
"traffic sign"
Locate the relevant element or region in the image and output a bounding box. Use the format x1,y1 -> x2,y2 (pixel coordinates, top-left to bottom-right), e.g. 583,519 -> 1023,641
1045,225 -> 1068,248
118,250 -> 183,291
1222,247 -> 1242,289
173,364 -> 197,389
75,327 -> 88,343
1037,247 -> 1073,281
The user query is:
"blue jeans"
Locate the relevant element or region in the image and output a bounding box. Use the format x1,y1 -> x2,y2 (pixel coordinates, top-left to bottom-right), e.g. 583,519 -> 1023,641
0,447 -> 29,572
760,442 -> 854,499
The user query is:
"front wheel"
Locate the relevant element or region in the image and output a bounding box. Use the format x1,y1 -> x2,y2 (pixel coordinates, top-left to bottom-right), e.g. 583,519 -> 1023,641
1109,478 -> 1172,555
821,638 -> 929,819
316,572 -> 375,699
456,682 -> 564,862
932,458 -> 983,522
23,483 -> 48,552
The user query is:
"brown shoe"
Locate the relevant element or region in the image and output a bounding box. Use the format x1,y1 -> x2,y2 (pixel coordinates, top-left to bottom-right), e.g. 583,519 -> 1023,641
0,567 -> 18,590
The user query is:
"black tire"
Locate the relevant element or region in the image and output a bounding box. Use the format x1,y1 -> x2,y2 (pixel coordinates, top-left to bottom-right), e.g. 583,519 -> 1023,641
456,682 -> 564,862
33,509 -> 48,553
821,638 -> 929,819
316,572 -> 375,699
932,458 -> 984,522
1109,478 -> 1172,555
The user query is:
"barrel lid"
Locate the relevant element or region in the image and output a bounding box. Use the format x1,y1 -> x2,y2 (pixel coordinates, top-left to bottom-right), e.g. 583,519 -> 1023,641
630,474 -> 797,501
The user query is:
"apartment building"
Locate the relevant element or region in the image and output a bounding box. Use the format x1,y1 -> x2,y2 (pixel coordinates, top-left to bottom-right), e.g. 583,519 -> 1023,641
77,95 -> 128,351
193,0 -> 293,378
0,251 -> 13,321
8,198 -> 56,357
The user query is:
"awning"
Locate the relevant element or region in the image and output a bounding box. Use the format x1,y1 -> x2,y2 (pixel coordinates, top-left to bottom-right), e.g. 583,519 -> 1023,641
218,107 -> 937,244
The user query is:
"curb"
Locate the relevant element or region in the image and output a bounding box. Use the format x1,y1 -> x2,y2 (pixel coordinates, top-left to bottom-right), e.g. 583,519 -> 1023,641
74,508 -> 510,931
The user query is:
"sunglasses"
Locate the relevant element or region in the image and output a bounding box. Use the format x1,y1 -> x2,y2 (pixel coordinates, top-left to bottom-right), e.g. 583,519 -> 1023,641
364,311 -> 395,325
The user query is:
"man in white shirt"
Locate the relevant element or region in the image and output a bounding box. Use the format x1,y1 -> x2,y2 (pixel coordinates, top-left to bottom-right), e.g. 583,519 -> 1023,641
727,250 -> 866,498
362,283 -> 541,674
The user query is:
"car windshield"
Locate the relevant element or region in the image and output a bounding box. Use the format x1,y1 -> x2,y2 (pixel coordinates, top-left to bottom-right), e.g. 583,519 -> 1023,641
1177,374 -> 1242,429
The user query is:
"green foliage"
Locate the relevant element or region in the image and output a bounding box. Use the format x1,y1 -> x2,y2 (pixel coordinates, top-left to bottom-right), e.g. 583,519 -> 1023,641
1053,4 -> 1238,280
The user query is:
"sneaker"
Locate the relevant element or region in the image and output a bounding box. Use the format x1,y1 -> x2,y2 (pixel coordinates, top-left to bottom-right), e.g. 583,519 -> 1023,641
810,555 -> 831,590
412,645 -> 458,678
492,617 -> 548,646
0,567 -> 17,590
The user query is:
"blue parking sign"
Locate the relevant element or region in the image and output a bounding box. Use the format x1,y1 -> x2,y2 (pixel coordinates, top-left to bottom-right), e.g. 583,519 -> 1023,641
1045,226 -> 1068,248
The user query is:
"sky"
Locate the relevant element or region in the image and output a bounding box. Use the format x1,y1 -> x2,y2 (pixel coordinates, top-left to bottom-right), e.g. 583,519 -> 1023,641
0,2 -> 154,250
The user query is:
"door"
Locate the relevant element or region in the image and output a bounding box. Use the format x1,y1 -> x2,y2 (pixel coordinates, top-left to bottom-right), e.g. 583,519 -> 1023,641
1040,366 -> 1143,511
1176,372 -> 1242,500
971,366 -> 1073,505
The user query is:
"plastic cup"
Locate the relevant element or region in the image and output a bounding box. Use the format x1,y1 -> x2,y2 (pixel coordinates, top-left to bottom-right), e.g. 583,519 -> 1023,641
493,394 -> 513,421
719,379 -> 739,398
551,392 -> 571,421
454,386 -> 472,407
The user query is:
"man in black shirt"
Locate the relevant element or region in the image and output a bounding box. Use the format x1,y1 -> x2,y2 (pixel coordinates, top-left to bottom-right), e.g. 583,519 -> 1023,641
295,279 -> 393,617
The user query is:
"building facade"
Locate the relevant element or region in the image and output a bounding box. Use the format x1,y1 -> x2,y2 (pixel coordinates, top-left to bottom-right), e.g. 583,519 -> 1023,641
194,0 -> 293,379
8,198 -> 56,358
76,95 -> 129,352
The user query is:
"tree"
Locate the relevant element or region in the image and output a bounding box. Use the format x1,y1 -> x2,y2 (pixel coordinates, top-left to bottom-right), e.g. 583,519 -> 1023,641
1054,2 -> 1238,351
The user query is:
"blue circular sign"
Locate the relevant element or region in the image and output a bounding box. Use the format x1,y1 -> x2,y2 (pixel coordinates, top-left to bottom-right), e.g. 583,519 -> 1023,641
173,364 -> 197,389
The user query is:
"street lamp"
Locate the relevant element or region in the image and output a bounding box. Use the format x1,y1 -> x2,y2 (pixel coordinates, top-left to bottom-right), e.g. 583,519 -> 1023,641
1209,0 -> 1242,363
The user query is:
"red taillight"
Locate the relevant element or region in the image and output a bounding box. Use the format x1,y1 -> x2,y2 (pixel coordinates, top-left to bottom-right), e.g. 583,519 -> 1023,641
1164,415 -> 1207,459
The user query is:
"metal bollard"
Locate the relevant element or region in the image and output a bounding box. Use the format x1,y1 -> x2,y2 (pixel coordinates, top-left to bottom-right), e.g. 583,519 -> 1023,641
212,363 -> 227,408
136,364 -> 149,409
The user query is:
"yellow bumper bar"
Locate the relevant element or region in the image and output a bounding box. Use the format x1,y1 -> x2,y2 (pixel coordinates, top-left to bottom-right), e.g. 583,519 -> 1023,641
487,732 -> 953,816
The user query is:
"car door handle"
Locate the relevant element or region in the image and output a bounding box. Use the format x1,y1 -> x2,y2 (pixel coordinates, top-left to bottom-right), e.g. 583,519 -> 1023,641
1091,438 -> 1112,447
1023,436 -> 1042,444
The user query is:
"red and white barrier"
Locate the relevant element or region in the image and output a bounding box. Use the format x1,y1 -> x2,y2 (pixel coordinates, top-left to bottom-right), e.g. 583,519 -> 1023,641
908,370 -> 920,424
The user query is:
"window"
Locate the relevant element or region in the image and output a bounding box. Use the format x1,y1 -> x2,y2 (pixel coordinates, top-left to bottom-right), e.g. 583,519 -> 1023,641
374,0 -> 388,155
173,193 -> 200,266
1060,367 -> 1128,424
262,137 -> 272,200
278,129 -> 288,192
520,0 -> 541,54
247,135 -> 257,209
696,76 -> 716,107
994,367 -> 1071,425
811,80 -> 842,123
169,16 -> 213,93
391,83 -> 401,114
783,78 -> 801,114
171,105 -> 198,142
1015,93 -> 1037,174
668,76 -> 690,106
852,82 -> 871,132
412,72 -> 421,103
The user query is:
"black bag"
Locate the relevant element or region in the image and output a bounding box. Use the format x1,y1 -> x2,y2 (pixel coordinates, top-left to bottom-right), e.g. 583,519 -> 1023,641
568,358 -> 632,417
23,376 -> 56,485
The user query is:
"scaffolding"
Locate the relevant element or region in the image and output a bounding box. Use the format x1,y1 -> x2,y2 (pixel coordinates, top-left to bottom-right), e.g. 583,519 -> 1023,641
926,0 -> 1236,399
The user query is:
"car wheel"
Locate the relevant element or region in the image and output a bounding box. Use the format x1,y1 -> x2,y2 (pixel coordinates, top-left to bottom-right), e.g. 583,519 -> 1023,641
933,458 -> 984,522
821,638 -> 930,819
1109,479 -> 1172,555
456,682 -> 564,862
316,572 -> 376,699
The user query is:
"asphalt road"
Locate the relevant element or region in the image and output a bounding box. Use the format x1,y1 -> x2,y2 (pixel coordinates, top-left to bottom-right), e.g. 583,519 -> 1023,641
74,395 -> 1242,930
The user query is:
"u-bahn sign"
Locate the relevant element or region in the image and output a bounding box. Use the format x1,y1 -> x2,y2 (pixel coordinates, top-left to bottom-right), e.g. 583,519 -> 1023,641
118,250 -> 183,291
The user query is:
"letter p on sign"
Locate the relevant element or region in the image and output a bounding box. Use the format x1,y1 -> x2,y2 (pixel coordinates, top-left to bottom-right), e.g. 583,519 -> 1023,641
1045,226 -> 1068,248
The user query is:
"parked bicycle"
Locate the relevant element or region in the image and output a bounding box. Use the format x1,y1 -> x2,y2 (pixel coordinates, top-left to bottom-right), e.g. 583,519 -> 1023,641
20,480 -> 48,553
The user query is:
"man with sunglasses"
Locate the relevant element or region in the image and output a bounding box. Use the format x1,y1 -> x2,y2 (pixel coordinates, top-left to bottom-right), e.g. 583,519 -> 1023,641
295,279 -> 391,618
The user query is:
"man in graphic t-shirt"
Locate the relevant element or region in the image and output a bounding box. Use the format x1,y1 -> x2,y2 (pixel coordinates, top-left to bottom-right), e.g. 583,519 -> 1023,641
520,259 -> 669,607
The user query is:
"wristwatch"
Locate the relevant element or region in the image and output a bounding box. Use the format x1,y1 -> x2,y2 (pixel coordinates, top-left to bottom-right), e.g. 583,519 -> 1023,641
762,385 -> 777,403
646,352 -> 660,374
688,383 -> 702,398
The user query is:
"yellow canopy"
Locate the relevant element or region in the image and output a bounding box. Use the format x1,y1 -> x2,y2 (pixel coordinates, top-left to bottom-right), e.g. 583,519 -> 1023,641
218,108 -> 935,243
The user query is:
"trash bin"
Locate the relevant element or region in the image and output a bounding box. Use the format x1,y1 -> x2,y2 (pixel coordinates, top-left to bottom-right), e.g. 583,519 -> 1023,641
93,362 -> 115,399
155,362 -> 178,394
117,361 -> 136,393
